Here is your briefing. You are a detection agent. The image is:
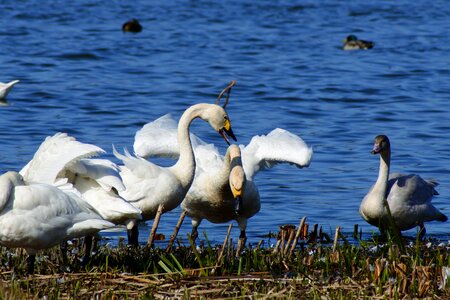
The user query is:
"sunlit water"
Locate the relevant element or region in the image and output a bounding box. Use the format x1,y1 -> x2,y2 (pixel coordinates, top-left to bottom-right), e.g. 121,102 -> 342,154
1,0 -> 449,246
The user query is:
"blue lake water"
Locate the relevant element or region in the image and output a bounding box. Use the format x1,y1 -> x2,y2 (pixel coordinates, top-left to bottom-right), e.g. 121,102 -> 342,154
1,0 -> 449,246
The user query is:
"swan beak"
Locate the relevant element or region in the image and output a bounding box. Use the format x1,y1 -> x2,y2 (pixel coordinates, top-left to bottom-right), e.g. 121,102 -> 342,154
219,119 -> 237,145
234,195 -> 243,215
371,144 -> 381,154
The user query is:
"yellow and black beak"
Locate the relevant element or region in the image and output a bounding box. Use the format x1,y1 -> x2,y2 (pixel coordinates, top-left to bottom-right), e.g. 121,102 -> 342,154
234,195 -> 243,215
219,118 -> 237,145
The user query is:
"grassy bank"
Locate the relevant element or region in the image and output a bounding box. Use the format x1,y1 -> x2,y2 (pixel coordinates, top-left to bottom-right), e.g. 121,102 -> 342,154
0,223 -> 449,299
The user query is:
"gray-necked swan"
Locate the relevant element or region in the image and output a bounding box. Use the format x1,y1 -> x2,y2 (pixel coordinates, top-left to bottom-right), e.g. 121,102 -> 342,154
360,135 -> 447,238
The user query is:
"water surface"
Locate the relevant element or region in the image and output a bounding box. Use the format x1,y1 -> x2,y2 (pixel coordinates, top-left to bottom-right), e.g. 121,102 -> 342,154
1,0 -> 449,245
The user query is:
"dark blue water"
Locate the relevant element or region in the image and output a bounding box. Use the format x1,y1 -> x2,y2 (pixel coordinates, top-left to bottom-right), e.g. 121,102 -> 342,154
1,0 -> 449,245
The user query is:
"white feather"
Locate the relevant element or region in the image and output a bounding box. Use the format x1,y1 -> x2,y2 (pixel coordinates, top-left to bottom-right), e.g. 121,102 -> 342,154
0,171 -> 114,254
0,80 -> 19,100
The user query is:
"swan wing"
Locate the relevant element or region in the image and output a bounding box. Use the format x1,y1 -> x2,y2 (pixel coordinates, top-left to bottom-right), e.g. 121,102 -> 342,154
73,175 -> 142,222
387,174 -> 436,206
240,128 -> 313,178
193,143 -> 223,174
113,146 -> 164,202
133,113 -> 206,158
66,219 -> 115,237
69,158 -> 125,193
20,133 -> 105,184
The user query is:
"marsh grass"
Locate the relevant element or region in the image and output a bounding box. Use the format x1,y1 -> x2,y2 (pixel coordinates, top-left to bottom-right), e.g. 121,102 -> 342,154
0,223 -> 449,299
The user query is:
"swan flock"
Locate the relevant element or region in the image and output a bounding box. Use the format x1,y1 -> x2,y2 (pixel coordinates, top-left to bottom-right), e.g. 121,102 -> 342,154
0,85 -> 447,273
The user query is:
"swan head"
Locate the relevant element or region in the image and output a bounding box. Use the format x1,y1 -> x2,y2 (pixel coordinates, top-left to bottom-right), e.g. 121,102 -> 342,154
371,135 -> 390,155
204,104 -> 237,145
228,145 -> 245,214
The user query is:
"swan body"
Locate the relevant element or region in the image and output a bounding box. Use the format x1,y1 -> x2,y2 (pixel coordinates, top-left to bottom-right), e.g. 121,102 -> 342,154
0,171 -> 114,272
360,135 -> 447,236
20,133 -> 142,225
115,103 -> 236,245
343,35 -> 374,50
0,80 -> 19,100
134,113 -> 313,240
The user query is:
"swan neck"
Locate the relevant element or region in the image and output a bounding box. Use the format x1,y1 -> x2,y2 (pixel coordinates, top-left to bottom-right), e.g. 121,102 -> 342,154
374,151 -> 390,199
219,148 -> 233,180
172,105 -> 204,187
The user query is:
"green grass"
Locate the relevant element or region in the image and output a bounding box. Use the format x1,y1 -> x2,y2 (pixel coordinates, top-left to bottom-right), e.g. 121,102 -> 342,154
0,225 -> 449,299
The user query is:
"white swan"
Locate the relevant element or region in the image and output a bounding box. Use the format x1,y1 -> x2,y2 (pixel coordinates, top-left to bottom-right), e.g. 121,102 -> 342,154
0,80 -> 19,100
360,135 -> 447,238
20,133 -> 142,262
0,171 -> 114,273
114,103 -> 237,246
134,114 -> 313,244
20,133 -> 142,225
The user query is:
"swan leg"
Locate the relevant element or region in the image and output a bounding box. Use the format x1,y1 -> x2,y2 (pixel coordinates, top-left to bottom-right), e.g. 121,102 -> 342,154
190,218 -> 201,242
236,218 -> 248,255
26,255 -> 36,275
59,241 -> 69,265
127,224 -> 139,247
191,225 -> 199,242
236,230 -> 247,255
418,223 -> 426,240
81,235 -> 93,267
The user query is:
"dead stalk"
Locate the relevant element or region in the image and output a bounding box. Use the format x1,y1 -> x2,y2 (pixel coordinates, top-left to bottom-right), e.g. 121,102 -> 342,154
213,223 -> 233,273
332,226 -> 340,253
289,217 -> 306,256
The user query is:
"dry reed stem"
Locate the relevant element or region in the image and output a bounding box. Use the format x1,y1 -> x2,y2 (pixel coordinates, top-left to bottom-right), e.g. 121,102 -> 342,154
213,223 -> 233,273
289,217 -> 306,257
332,226 -> 340,253
283,227 -> 296,256
272,239 -> 282,254
279,229 -> 286,252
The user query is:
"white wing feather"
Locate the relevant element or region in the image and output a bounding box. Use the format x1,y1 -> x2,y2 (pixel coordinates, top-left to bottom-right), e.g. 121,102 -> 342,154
240,128 -> 313,179
133,114 -> 206,158
20,133 -> 104,184
69,158 -> 125,193
132,116 -> 313,180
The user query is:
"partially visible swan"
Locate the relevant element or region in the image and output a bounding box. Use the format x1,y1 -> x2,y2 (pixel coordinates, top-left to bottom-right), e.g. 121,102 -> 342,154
115,103 -> 237,246
0,80 -> 19,100
0,171 -> 114,274
360,135 -> 447,238
20,133 -> 142,261
20,133 -> 142,226
134,113 -> 313,245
